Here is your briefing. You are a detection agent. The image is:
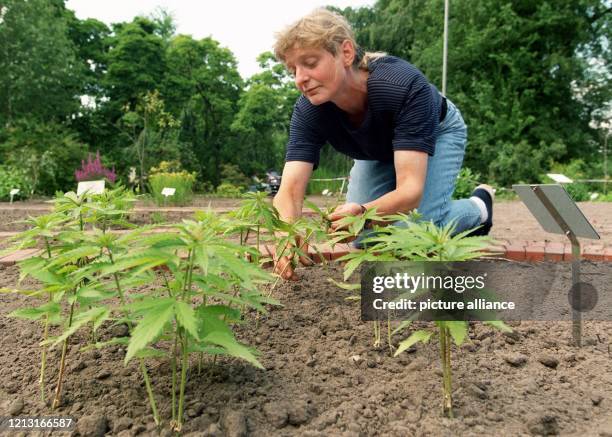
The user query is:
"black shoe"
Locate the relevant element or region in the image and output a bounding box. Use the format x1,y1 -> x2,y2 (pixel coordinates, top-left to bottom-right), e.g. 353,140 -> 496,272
466,186 -> 494,236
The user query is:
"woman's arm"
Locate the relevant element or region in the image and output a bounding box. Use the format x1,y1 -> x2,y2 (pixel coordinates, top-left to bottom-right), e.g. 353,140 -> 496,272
273,161 -> 314,221
329,150 -> 427,227
364,150 -> 428,214
272,161 -> 314,280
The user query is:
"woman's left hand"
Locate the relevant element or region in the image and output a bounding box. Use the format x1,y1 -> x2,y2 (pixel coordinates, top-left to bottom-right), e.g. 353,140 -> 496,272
328,202 -> 363,231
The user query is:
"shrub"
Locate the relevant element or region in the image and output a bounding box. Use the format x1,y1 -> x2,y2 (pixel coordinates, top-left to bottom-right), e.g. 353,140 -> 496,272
0,165 -> 33,200
149,171 -> 196,206
219,163 -> 250,189
215,182 -> 244,198
0,120 -> 87,195
453,167 -> 481,199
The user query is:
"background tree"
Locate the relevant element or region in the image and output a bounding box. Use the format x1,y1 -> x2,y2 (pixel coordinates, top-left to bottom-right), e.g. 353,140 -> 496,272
339,0 -> 611,186
0,0 -> 83,125
163,35 -> 243,185
229,52 -> 300,176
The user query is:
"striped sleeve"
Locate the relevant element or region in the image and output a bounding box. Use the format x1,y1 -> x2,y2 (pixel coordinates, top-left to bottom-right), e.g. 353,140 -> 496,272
392,81 -> 439,156
285,102 -> 326,168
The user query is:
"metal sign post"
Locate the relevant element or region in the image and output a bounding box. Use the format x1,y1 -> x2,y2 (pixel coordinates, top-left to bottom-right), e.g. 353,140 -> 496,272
513,184 -> 601,347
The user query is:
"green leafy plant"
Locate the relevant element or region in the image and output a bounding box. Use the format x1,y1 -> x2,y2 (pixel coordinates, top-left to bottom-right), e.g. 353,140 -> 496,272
452,167 -> 481,200
148,171 -> 196,206
3,188 -> 278,430
215,182 -> 244,198
333,211 -> 510,418
226,192 -> 281,260
0,165 -> 33,200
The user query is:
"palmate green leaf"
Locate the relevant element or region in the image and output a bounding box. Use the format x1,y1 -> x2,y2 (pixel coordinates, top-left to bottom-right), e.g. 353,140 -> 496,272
445,321 -> 469,346
47,246 -> 101,268
175,301 -> 199,340
394,329 -> 433,356
45,307 -> 110,348
197,306 -> 263,369
76,283 -> 116,302
10,301 -> 61,321
340,252 -> 386,281
202,330 -> 263,369
17,257 -> 61,284
94,251 -> 172,278
125,298 -> 175,364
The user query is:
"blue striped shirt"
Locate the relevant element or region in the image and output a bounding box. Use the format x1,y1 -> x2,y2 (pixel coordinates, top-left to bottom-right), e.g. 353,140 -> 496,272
286,56 -> 444,168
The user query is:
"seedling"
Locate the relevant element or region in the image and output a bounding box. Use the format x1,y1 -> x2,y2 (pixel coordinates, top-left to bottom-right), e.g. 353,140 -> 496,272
334,212 -> 510,417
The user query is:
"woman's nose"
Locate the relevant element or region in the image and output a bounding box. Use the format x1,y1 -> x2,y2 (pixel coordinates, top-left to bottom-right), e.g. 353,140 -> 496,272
295,66 -> 308,87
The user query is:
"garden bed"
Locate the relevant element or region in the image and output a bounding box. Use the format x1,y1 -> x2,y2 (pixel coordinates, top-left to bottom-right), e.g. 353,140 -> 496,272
1,261 -> 611,436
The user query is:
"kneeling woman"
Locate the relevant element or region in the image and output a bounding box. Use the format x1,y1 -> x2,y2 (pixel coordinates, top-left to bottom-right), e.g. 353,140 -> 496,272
272,9 -> 493,279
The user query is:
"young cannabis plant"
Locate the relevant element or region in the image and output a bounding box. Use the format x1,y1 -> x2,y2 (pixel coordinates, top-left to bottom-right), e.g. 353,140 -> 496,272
336,212 -> 510,418
115,212 -> 277,431
227,192 -> 281,253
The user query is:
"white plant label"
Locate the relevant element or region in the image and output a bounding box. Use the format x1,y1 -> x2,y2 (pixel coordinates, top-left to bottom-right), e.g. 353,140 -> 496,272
546,173 -> 573,184
161,187 -> 176,197
9,188 -> 19,196
77,180 -> 105,196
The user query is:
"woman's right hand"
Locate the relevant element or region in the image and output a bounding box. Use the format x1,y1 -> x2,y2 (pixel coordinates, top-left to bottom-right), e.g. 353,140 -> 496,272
273,235 -> 313,281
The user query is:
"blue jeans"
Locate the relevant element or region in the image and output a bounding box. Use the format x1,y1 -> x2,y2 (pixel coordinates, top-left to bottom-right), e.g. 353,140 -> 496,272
346,99 -> 481,234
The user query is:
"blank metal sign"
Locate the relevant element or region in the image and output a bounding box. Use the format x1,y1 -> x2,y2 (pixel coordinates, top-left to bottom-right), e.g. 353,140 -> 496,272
513,184 -> 600,240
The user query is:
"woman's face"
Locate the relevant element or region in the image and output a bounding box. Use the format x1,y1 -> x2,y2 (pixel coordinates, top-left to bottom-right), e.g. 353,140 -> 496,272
284,45 -> 348,105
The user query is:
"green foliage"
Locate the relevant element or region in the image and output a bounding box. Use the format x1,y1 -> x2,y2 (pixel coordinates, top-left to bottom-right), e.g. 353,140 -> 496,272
0,165 -> 32,200
219,163 -> 250,188
331,210 -> 509,417
342,0 -> 609,187
106,18 -> 166,105
215,182 -> 244,198
163,35 -> 243,186
229,52 -> 300,176
5,187 -> 276,429
0,120 -> 87,195
0,0 -> 83,124
148,171 -> 196,206
120,90 -> 180,192
453,167 -> 481,200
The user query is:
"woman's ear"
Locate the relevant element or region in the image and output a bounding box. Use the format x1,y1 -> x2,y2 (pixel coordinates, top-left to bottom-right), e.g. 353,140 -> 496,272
340,39 -> 355,67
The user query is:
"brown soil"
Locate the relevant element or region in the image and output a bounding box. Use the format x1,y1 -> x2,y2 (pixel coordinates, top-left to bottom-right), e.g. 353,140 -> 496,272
1,261 -> 611,436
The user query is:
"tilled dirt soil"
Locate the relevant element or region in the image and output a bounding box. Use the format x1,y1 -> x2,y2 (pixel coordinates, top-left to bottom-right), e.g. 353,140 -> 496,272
0,262 -> 611,436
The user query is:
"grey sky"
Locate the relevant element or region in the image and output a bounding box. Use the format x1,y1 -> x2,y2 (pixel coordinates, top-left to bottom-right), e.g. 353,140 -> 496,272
65,0 -> 375,78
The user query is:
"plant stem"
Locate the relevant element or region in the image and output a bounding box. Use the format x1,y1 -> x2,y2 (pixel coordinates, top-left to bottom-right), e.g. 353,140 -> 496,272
108,251 -> 160,425
387,316 -> 394,354
140,360 -> 160,424
177,331 -> 189,431
440,325 -> 453,418
171,330 -> 178,423
256,225 -> 260,262
39,237 -> 53,402
52,299 -> 76,409
373,320 -> 381,348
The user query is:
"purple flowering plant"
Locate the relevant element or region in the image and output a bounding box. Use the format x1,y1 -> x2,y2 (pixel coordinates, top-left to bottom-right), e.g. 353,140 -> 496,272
75,151 -> 116,183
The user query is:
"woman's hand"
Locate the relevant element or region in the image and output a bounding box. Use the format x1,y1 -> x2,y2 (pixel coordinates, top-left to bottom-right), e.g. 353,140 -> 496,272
273,234 -> 313,281
328,202 -> 364,231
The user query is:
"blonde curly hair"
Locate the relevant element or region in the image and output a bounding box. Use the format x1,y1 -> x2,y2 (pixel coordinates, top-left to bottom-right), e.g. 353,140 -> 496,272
273,8 -> 385,71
